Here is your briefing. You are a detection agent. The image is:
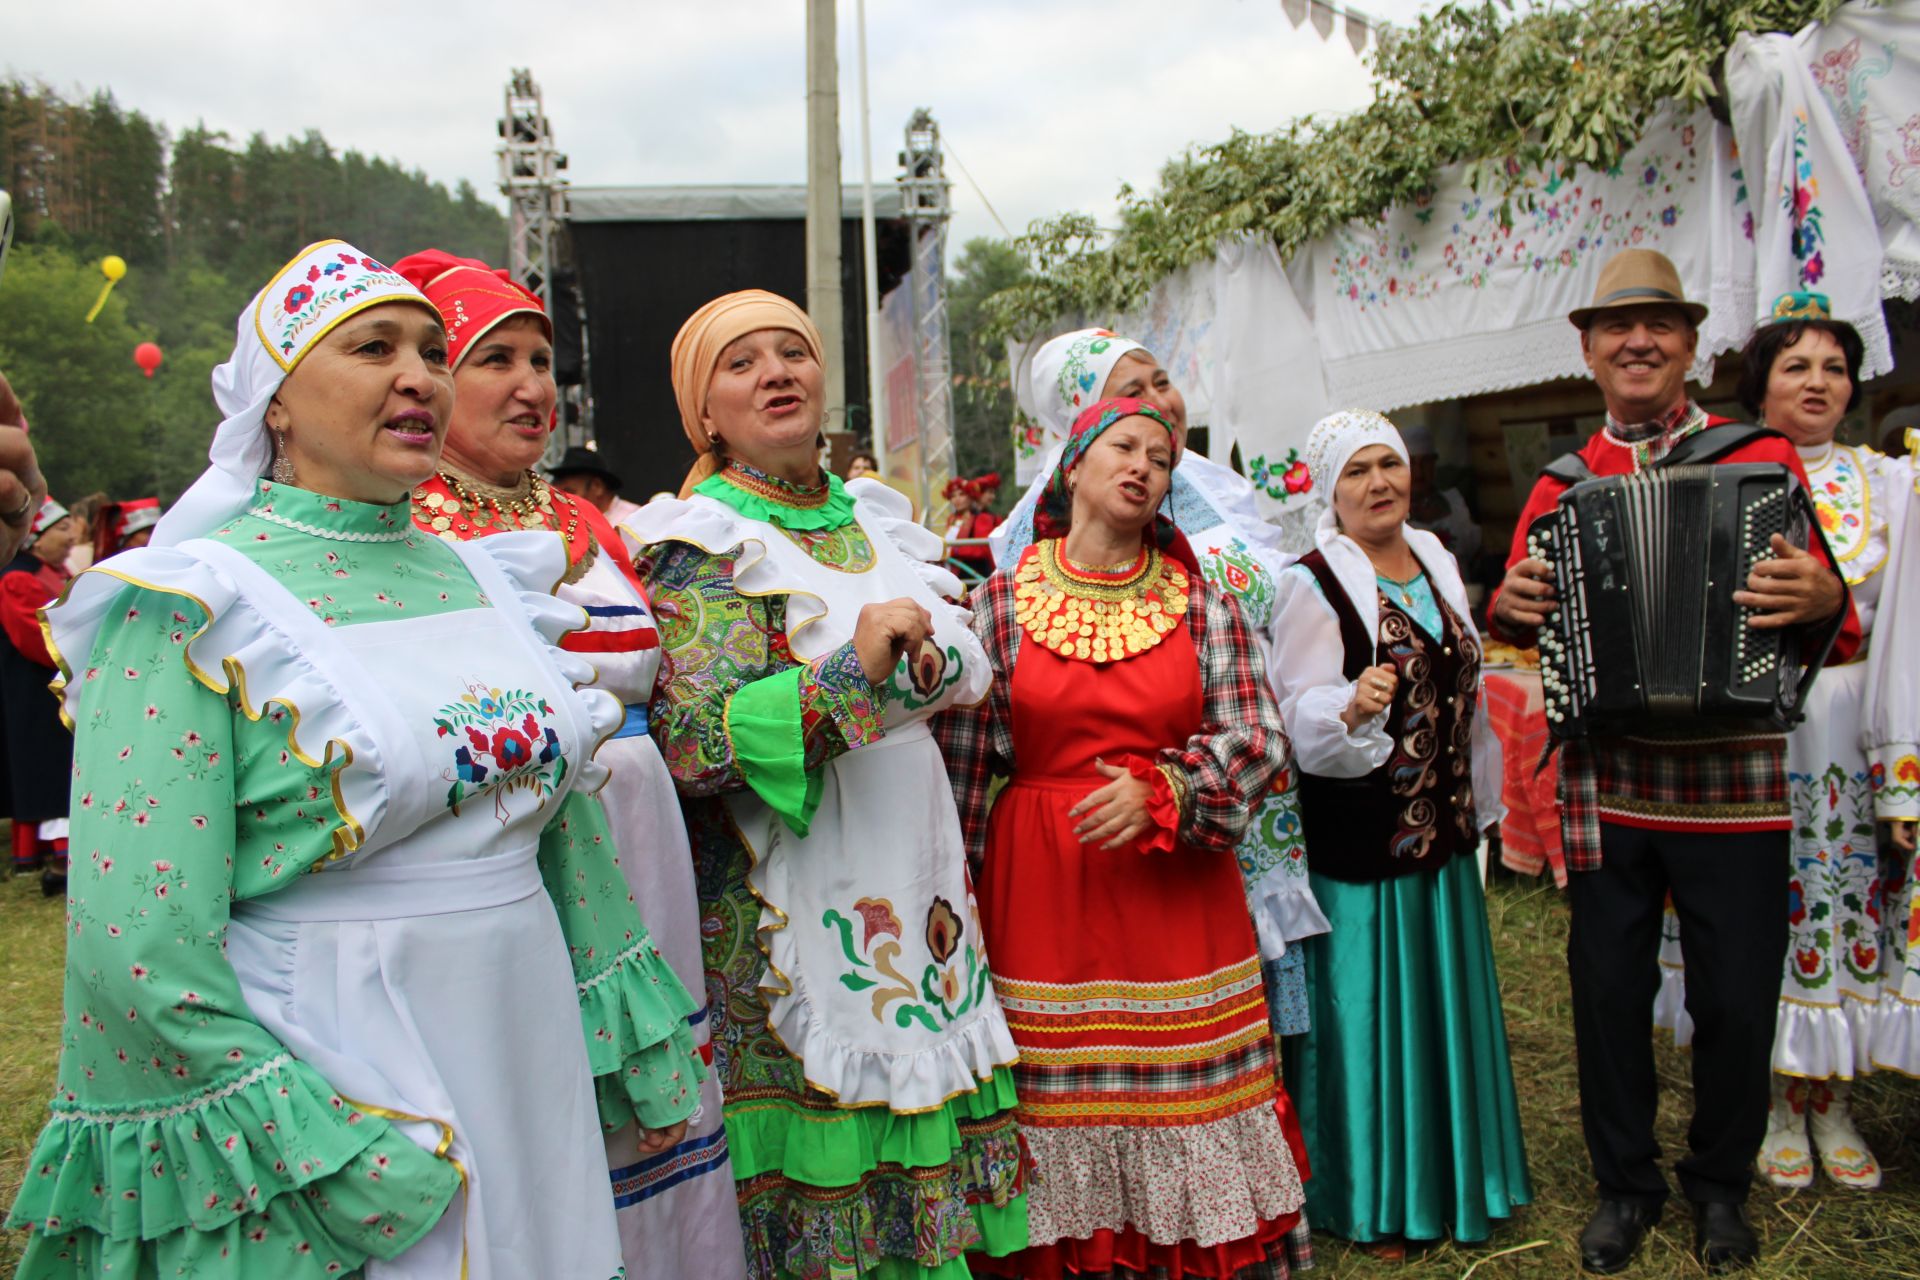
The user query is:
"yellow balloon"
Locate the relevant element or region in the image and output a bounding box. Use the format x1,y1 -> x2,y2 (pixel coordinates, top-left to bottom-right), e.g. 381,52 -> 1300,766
101,255 -> 127,282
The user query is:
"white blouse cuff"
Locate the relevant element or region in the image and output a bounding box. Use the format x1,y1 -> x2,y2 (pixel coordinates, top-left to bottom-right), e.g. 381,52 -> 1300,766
1293,682 -> 1394,777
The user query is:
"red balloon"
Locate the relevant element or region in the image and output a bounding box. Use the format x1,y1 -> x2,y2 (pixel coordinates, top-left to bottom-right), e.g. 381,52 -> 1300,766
133,342 -> 164,379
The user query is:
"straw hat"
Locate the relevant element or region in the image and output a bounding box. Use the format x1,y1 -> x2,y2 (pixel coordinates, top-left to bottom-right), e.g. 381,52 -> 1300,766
1568,249 -> 1708,328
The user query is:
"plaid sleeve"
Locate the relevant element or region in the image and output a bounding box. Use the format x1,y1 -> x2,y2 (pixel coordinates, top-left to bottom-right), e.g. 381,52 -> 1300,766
932,569 -> 1018,871
1157,581 -> 1290,855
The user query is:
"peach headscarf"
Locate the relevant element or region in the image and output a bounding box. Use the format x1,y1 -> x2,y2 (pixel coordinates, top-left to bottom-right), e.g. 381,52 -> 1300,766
670,289 -> 825,497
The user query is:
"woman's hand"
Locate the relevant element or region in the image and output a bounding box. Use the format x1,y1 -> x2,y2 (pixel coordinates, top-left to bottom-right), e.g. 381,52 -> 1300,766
1070,757 -> 1155,849
1738,534 -> 1845,628
635,1117 -> 689,1157
1889,820 -> 1917,854
852,597 -> 934,686
1341,663 -> 1399,731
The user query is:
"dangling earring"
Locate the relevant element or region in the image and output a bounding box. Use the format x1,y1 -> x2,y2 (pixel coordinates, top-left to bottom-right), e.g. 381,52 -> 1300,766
270,429 -> 296,486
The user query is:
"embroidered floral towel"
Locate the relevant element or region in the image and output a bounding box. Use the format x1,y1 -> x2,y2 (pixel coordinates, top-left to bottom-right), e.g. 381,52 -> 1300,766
1730,29 -> 1894,378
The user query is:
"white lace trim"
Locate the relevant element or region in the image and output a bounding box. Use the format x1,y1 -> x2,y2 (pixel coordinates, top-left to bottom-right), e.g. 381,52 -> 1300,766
578,937 -> 650,996
1882,258 -> 1920,303
248,505 -> 416,543
52,1052 -> 297,1126
1321,294 -> 1752,413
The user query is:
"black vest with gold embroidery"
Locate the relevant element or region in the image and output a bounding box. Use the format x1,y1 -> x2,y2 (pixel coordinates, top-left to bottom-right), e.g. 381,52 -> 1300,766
1293,550 -> 1480,882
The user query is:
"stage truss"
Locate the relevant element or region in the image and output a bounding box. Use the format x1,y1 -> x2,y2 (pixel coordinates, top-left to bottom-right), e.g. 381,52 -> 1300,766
497,70 -> 589,457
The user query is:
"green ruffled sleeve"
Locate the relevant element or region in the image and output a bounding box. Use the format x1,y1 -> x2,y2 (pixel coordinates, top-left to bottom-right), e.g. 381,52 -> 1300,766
727,642 -> 879,837
537,790 -> 706,1131
8,586 -> 458,1280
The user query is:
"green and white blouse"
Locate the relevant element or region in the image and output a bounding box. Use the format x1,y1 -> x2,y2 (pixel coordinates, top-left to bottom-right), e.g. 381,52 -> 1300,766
9,482 -> 703,1279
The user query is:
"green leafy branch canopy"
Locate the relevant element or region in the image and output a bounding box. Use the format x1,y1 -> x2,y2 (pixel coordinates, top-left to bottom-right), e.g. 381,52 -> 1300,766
983,0 -> 1838,340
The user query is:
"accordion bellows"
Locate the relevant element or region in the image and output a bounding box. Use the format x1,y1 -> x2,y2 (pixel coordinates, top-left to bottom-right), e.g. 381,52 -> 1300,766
1525,463 -> 1827,739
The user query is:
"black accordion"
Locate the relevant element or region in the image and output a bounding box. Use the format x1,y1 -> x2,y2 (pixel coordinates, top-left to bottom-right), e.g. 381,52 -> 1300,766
1523,462 -> 1831,740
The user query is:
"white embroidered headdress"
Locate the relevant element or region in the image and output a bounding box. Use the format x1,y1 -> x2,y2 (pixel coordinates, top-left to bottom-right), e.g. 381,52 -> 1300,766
153,240 -> 432,546
1025,328 -> 1147,439
1304,409 -> 1410,538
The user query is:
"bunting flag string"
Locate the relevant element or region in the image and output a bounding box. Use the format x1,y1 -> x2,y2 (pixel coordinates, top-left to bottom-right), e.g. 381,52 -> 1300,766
1281,0 -> 1377,54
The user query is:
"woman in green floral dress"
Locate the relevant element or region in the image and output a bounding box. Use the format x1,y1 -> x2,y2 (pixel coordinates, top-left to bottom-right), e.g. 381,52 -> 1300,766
625,290 -> 1027,1279
5,241 -> 704,1279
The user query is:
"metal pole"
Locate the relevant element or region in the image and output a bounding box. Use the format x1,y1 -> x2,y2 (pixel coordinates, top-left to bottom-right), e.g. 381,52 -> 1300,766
804,0 -> 847,434
855,0 -> 887,473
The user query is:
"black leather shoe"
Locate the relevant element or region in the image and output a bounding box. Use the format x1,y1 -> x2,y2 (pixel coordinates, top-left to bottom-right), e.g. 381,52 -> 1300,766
1579,1199 -> 1660,1274
1693,1201 -> 1759,1272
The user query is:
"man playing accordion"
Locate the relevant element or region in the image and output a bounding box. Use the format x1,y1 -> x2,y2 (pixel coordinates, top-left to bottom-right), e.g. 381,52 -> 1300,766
1490,249 -> 1859,1275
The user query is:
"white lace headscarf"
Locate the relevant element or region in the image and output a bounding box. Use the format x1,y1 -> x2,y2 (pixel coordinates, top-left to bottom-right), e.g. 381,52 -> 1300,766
1304,409 -> 1409,543
153,240 -> 434,545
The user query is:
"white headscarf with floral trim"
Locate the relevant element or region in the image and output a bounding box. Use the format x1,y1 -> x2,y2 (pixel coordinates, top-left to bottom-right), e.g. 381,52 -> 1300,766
153,239 -> 433,546
1026,327 -> 1146,438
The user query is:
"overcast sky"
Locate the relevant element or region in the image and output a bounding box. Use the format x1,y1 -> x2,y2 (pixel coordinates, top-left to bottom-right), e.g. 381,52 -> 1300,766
9,0 -> 1437,260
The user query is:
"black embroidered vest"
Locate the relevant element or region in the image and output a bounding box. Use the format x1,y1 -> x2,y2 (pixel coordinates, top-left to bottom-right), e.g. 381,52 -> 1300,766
1293,550 -> 1481,882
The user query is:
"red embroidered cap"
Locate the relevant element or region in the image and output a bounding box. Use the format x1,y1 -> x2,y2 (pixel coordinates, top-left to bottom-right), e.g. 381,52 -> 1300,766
96,497 -> 162,559
392,249 -> 549,370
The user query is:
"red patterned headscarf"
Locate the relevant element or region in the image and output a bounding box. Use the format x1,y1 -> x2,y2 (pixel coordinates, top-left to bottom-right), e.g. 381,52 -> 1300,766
1033,398 -> 1189,567
392,249 -> 549,370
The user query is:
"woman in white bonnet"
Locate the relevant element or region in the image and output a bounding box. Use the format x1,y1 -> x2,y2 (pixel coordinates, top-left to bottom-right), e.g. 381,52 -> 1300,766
1266,408 -> 1530,1258
8,240 -> 704,1279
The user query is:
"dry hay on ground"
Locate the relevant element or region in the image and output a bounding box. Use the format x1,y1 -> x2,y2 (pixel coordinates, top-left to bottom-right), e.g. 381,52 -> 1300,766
0,870 -> 1915,1276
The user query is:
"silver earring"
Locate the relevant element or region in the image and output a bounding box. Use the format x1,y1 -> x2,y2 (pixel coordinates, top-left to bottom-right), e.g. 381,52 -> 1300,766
270,430 -> 296,486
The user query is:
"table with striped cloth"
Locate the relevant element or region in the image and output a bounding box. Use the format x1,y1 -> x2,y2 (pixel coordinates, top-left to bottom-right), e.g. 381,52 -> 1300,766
1483,669 -> 1566,887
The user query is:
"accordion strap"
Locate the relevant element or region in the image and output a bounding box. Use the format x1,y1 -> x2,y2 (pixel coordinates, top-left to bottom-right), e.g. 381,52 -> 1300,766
1297,550 -> 1377,681
1540,422 -> 1784,486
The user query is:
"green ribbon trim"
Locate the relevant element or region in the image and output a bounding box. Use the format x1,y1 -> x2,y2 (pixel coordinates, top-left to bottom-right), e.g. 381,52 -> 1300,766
695,469 -> 857,532
724,1064 -> 1020,1182
727,668 -> 824,836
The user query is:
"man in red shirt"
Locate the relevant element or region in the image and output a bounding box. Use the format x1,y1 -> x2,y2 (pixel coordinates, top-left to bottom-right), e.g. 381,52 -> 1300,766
1491,251 -> 1858,1274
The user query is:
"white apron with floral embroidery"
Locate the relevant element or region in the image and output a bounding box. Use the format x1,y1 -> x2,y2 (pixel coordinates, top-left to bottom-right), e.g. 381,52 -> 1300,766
191,538 -> 627,1280
1656,443 -> 1920,1078
659,482 -> 1016,1111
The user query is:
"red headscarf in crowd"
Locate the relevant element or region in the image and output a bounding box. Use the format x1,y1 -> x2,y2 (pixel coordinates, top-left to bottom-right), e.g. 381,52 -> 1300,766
94,497 -> 161,560
392,249 -> 550,371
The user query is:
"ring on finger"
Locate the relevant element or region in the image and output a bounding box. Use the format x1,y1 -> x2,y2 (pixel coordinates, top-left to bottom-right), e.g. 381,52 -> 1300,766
1,491 -> 33,522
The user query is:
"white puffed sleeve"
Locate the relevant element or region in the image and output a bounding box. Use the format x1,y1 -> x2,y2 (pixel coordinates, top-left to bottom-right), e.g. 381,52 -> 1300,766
1267,563 -> 1392,777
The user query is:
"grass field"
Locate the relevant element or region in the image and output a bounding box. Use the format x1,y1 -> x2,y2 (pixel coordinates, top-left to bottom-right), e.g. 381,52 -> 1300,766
1,867 -> 1916,1277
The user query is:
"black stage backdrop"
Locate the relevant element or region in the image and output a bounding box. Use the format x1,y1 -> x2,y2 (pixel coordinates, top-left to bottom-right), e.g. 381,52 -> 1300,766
567,210 -> 911,498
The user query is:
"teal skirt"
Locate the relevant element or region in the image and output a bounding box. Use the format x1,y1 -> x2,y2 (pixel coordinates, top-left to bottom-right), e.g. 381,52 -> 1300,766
1283,855 -> 1531,1244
